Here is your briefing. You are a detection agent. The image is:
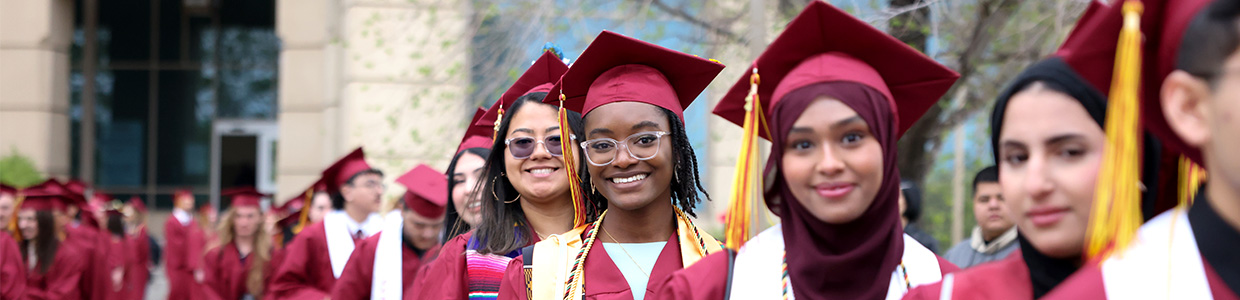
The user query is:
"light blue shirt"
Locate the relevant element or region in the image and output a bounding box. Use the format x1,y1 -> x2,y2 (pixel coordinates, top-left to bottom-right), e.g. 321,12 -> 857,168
603,242 -> 667,300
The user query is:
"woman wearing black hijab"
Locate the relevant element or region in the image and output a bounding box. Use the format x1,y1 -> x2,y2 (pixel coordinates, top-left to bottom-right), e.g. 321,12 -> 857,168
904,2 -> 1173,299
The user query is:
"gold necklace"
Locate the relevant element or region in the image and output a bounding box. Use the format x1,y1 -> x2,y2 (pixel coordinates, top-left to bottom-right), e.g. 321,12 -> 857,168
601,227 -> 650,279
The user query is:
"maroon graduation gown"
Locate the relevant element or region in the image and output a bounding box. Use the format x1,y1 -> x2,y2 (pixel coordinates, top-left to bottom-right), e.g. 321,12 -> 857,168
123,226 -> 152,300
498,234 -> 685,300
25,238 -> 91,300
406,231 -> 472,299
165,216 -> 208,300
65,223 -> 104,299
98,234 -> 130,300
655,245 -> 959,300
270,221 -> 342,300
1,233 -> 25,299
330,232 -> 441,300
902,251 -> 1031,300
203,242 -> 276,300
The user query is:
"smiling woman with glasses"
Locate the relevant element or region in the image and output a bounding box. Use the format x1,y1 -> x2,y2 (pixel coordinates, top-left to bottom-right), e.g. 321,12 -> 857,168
409,51 -> 591,300
497,31 -> 722,300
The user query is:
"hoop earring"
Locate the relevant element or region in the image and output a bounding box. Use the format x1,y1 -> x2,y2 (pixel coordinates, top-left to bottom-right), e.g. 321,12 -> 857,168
505,194 -> 522,204
491,175 -> 503,201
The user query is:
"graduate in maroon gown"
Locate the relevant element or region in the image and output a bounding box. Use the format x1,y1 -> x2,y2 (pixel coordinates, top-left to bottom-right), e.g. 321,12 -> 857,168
166,188 -> 209,300
60,181 -> 108,300
1,183 -> 16,236
438,106 -> 491,245
203,187 -> 277,300
656,2 -> 960,299
333,164 -> 448,299
1042,0 -> 1240,298
410,49 -> 580,300
899,2 -> 1177,299
497,31 -> 725,300
17,179 -> 91,299
123,196 -> 152,300
1,224 -> 26,299
96,200 -> 131,300
270,148 -> 386,300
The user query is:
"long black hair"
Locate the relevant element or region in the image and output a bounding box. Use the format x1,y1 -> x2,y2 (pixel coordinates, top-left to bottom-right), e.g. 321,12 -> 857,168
474,92 -> 592,255
20,210 -> 59,274
107,213 -> 125,238
442,147 -> 492,241
579,106 -> 710,217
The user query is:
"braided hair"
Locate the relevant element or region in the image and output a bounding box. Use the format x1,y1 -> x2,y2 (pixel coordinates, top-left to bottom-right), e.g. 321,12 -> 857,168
579,107 -> 710,217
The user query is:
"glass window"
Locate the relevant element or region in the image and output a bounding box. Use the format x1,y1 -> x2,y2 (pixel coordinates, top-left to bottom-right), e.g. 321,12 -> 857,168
156,71 -> 213,185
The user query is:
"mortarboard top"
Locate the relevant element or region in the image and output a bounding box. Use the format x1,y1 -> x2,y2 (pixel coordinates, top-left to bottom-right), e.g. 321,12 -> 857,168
1138,0 -> 1212,165
127,196 -> 147,213
456,107 -> 493,154
479,50 -> 570,136
222,186 -> 267,209
395,164 -> 448,219
713,1 -> 959,139
321,147 -> 373,196
19,179 -> 72,212
541,30 -> 724,122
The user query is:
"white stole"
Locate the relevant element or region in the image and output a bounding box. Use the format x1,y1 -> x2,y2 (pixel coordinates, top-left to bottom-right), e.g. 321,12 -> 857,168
1101,209 -> 1212,300
729,225 -> 943,300
324,210 -> 383,278
371,210 -> 405,300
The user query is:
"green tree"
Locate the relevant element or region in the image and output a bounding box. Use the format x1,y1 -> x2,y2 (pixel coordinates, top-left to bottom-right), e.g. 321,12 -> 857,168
0,148 -> 46,188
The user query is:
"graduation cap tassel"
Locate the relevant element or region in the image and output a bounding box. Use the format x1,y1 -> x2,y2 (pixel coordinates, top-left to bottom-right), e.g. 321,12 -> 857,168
1086,0 -> 1144,261
1177,156 -> 1206,207
8,191 -> 23,241
558,92 -> 588,227
293,187 -> 313,234
724,68 -> 770,250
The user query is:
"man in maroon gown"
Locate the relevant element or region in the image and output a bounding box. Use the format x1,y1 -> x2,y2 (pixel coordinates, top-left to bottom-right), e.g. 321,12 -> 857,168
332,164 -> 447,299
270,148 -> 386,300
166,189 -> 208,300
1045,0 -> 1240,298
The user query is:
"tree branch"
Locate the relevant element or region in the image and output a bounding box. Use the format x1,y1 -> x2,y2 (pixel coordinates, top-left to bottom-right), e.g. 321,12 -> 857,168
647,0 -> 750,44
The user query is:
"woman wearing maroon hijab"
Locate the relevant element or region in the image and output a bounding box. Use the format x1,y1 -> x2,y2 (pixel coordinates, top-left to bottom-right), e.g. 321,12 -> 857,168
655,2 -> 959,300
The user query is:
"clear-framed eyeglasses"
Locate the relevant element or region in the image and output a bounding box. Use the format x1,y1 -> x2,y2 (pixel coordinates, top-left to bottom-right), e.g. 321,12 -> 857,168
579,131 -> 671,166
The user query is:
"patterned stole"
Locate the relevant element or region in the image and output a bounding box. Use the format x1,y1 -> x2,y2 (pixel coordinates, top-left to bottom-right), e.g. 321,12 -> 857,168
465,236 -> 523,300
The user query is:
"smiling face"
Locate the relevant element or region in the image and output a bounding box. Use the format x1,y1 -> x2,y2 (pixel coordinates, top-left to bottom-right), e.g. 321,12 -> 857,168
504,103 -> 573,203
17,209 -> 38,239
780,97 -> 884,224
998,83 -> 1105,259
583,102 -> 676,211
451,152 -> 487,225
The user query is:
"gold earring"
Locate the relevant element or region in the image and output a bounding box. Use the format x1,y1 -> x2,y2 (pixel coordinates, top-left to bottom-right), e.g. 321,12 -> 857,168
505,194 -> 522,204
591,182 -> 596,194
491,175 -> 502,201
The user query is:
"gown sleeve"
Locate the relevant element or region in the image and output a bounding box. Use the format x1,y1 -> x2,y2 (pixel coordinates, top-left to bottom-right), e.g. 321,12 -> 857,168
0,234 -> 25,300
331,234 -> 380,300
407,232 -> 470,300
495,256 -> 527,300
39,243 -> 89,300
270,224 -> 330,300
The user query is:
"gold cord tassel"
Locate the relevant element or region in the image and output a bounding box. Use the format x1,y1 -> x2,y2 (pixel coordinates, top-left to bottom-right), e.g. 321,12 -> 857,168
1086,0 -> 1144,261
558,92 -> 588,227
293,187 -> 313,234
1177,155 -> 1207,207
724,68 -> 771,250
8,191 -> 23,241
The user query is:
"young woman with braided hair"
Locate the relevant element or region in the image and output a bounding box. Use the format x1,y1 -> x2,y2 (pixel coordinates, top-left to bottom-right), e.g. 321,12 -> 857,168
497,30 -> 723,300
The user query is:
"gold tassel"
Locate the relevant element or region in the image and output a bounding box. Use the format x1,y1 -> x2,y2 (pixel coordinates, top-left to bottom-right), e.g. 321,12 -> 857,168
292,187 -> 313,234
724,68 -> 771,250
8,191 -> 24,241
1177,155 -> 1207,207
1086,0 -> 1144,261
558,92 -> 588,227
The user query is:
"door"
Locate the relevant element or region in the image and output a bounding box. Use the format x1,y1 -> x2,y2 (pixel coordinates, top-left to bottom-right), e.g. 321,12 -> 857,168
211,120 -> 278,210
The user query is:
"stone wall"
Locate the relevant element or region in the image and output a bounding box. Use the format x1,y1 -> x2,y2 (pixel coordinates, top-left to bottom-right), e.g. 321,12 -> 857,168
0,0 -> 74,179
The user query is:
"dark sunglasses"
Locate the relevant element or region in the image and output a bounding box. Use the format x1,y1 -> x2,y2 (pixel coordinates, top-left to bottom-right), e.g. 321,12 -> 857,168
504,134 -> 576,159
